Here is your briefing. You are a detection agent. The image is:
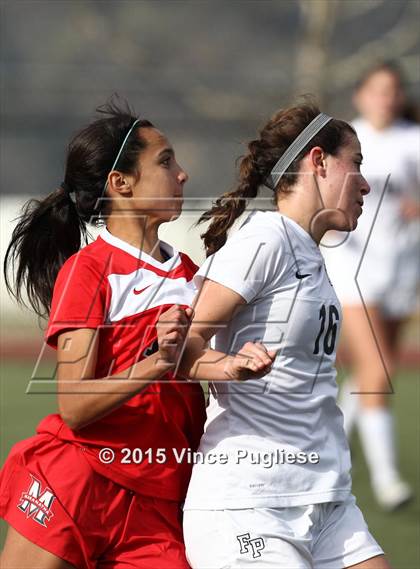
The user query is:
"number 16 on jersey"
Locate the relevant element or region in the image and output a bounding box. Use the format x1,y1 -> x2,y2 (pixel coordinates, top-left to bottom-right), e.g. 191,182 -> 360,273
313,304 -> 340,356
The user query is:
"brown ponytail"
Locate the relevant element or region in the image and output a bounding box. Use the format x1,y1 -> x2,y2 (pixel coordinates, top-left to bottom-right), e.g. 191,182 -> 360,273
200,102 -> 355,256
198,140 -> 265,256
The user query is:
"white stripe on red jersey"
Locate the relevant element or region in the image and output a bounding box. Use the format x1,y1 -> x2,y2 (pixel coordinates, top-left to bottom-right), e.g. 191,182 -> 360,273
38,227 -> 206,501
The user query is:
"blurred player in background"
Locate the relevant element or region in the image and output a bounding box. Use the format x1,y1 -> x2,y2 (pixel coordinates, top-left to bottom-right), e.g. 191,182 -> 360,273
323,62 -> 420,511
0,101 -> 270,569
181,104 -> 391,569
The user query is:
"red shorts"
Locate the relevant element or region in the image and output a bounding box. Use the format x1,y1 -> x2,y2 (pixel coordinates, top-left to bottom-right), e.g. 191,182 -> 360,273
0,434 -> 190,569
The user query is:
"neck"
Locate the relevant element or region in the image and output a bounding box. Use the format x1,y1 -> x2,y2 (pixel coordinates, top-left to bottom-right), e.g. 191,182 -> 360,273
276,187 -> 325,245
106,214 -> 164,261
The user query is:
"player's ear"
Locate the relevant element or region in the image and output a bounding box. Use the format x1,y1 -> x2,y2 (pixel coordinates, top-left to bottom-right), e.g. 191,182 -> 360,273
107,171 -> 132,196
308,146 -> 327,177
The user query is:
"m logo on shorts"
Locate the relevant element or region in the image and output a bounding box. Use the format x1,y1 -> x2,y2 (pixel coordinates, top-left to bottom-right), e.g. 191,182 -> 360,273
17,474 -> 55,527
237,533 -> 266,558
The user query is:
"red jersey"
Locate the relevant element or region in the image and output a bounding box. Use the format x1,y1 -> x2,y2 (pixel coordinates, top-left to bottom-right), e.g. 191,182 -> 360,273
37,227 -> 206,501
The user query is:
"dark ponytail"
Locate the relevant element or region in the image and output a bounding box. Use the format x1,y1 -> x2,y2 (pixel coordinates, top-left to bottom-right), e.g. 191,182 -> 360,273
3,97 -> 154,318
4,188 -> 88,319
200,102 -> 355,256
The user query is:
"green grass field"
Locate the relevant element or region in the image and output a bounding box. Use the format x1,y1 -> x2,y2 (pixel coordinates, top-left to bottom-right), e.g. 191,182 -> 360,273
1,359 -> 419,567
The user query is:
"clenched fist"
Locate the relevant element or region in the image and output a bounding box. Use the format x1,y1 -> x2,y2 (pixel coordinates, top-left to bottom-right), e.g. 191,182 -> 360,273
156,305 -> 193,368
224,341 -> 277,381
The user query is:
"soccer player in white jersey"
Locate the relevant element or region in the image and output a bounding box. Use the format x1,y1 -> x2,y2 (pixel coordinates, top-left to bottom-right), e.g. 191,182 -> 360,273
180,104 -> 391,568
323,62 -> 419,510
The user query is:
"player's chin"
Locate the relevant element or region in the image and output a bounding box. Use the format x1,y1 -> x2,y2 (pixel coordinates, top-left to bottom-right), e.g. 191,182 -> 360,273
338,208 -> 360,232
341,217 -> 358,232
334,219 -> 357,233
163,203 -> 183,222
324,210 -> 354,232
349,208 -> 363,231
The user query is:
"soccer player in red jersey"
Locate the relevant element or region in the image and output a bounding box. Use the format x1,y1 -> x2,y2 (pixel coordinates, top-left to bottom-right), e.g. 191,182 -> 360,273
0,100 -> 274,569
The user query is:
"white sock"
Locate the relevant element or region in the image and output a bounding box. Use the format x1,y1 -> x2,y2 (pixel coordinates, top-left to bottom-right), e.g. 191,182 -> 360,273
338,379 -> 359,439
357,407 -> 400,488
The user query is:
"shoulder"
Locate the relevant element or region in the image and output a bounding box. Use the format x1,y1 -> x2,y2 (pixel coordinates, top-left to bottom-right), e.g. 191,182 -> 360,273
392,119 -> 420,139
391,121 -> 420,162
54,238 -> 109,291
229,211 -> 287,251
47,240 -> 110,348
196,212 -> 290,293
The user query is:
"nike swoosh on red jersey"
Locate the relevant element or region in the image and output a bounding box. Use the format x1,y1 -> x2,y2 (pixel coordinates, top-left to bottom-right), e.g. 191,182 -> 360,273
133,285 -> 152,295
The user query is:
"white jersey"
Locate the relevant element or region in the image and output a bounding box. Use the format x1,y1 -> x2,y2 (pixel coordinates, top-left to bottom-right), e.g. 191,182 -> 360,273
184,211 -> 351,509
322,118 -> 420,316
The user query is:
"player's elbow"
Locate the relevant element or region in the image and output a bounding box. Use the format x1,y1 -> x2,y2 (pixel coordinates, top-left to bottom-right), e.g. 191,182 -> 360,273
60,411 -> 84,431
58,400 -> 87,431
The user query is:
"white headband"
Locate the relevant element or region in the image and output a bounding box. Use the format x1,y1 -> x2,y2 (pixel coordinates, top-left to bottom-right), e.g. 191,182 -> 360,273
265,112 -> 332,190
102,117 -> 141,197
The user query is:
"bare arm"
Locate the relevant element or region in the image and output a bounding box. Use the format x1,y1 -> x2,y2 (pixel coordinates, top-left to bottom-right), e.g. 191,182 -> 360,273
57,305 -> 190,430
179,279 -> 276,381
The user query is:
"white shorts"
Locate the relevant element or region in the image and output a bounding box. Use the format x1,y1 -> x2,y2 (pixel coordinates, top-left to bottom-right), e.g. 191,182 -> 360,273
183,495 -> 383,569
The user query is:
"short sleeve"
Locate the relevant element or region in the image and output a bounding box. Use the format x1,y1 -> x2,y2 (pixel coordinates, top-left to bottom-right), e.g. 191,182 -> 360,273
194,224 -> 286,303
178,252 -> 200,278
45,252 -> 109,348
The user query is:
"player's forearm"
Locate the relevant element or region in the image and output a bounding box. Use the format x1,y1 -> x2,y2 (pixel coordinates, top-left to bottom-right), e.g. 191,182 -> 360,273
58,353 -> 173,430
184,349 -> 235,381
179,335 -> 234,381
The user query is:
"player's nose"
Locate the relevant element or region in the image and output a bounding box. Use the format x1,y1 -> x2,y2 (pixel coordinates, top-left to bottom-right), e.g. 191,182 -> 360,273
177,164 -> 188,185
361,175 -> 370,196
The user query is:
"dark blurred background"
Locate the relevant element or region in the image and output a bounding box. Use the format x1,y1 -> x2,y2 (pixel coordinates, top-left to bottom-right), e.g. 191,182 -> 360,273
1,0 -> 419,198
